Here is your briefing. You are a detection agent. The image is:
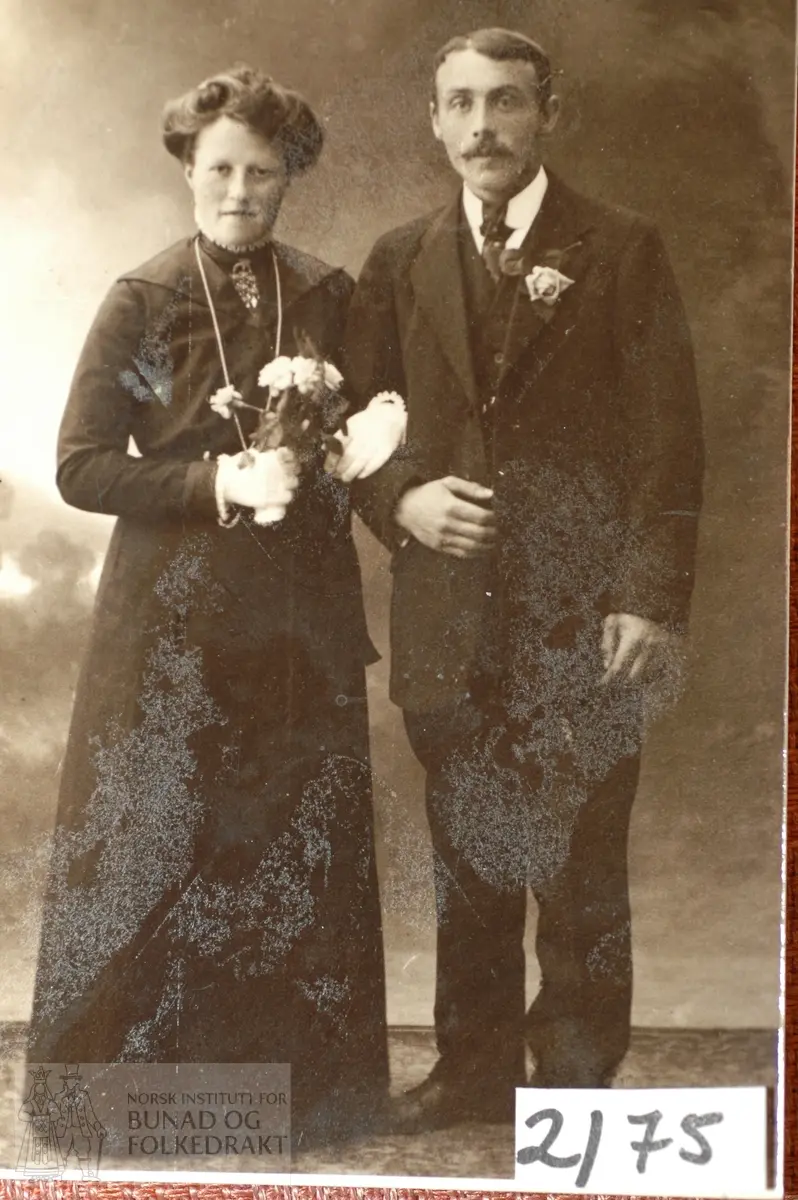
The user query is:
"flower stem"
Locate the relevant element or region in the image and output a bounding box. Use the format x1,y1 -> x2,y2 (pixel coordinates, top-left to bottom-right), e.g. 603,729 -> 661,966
233,412 -> 248,451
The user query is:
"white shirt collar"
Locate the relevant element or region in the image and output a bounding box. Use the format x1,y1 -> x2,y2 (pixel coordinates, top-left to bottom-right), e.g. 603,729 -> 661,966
463,166 -> 549,253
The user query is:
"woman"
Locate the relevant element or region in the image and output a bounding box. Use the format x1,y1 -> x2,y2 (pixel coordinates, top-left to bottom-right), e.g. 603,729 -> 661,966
28,65 -> 395,1149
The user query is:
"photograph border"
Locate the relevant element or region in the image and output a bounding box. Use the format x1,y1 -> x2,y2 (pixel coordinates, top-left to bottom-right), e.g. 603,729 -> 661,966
0,13 -> 793,1199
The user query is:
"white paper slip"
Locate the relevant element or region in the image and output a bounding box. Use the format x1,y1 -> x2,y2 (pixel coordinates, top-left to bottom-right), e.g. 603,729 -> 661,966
514,1086 -> 770,1197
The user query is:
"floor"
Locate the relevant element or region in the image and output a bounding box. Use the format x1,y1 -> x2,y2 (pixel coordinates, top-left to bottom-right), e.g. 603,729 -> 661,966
292,1025 -> 779,1179
0,1023 -> 778,1182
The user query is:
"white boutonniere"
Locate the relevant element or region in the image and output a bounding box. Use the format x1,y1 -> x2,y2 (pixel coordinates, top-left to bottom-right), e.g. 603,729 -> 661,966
524,264 -> 575,306
499,241 -> 582,311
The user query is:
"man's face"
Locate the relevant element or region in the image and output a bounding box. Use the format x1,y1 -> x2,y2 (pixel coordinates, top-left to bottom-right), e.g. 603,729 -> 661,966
431,48 -> 559,203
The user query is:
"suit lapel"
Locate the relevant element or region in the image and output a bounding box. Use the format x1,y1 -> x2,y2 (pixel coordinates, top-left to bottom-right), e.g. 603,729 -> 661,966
410,196 -> 479,408
496,174 -> 596,382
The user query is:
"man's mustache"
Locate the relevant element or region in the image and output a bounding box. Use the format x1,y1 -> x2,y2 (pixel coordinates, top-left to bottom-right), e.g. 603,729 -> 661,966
463,143 -> 513,160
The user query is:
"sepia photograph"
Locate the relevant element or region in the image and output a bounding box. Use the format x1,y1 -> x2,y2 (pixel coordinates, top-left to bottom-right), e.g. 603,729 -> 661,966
0,0 -> 792,1190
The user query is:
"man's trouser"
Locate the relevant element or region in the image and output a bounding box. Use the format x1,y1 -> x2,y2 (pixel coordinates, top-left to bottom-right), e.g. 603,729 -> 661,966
404,693 -> 640,1087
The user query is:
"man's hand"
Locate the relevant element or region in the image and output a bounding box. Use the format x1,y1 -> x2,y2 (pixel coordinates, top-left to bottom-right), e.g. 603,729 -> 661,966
395,476 -> 496,558
601,612 -> 673,684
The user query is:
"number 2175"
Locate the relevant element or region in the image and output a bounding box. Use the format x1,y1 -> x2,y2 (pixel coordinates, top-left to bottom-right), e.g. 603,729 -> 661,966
517,1106 -> 724,1189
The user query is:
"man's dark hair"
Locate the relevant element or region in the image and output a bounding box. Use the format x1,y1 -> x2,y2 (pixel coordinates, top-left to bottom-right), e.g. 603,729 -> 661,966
433,28 -> 553,105
162,64 -> 323,176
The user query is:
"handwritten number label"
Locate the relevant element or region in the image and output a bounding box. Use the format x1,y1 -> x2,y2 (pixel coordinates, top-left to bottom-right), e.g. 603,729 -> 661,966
517,1108 -> 581,1170
517,1107 -> 603,1187
518,1105 -> 721,1185
574,1109 -> 603,1188
627,1109 -> 674,1173
679,1111 -> 724,1165
514,1088 -> 764,1196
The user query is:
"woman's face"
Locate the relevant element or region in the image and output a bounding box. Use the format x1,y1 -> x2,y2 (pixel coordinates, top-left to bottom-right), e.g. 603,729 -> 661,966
185,115 -> 289,248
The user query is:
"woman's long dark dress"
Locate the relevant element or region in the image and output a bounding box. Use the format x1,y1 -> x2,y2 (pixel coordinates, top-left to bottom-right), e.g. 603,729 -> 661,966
27,235 -> 389,1144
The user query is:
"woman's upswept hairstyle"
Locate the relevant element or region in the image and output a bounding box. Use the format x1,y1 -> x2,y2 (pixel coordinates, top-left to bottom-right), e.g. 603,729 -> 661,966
162,64 -> 323,176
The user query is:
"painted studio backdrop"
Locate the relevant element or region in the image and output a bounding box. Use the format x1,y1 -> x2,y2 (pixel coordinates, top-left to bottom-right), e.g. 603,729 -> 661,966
0,0 -> 790,1044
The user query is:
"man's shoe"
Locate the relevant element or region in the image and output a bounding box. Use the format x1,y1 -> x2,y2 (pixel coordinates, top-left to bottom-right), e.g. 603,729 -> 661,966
388,1075 -> 468,1134
525,1012 -> 624,1089
388,1071 -> 521,1134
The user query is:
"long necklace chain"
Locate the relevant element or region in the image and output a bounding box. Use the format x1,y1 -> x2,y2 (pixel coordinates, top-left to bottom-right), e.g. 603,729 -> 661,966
194,235 -> 284,452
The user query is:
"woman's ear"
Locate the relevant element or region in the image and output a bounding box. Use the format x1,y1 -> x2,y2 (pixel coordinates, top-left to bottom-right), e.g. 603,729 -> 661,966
183,161 -> 195,189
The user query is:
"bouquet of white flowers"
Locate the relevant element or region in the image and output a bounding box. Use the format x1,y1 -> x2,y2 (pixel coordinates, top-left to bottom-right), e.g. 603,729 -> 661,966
209,337 -> 406,524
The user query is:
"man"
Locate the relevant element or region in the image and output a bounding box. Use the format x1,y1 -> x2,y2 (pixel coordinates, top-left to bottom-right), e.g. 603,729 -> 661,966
344,28 -> 704,1130
53,1066 -> 105,1177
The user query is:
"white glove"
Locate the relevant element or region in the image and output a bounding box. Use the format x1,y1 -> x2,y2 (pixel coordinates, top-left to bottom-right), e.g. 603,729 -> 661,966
332,392 -> 407,483
216,448 -> 299,525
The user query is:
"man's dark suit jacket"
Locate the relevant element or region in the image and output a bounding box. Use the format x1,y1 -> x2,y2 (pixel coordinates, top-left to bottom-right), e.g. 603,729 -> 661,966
346,173 -> 705,714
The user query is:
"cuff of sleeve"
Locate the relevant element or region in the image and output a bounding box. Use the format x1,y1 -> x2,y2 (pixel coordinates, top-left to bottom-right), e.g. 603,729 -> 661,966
350,455 -> 427,552
605,585 -> 693,635
391,473 -> 427,550
183,460 -> 220,520
382,469 -> 428,552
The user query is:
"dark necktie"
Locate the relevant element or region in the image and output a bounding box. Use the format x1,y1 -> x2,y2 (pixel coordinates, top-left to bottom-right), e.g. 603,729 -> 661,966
231,258 -> 260,309
480,203 -> 513,282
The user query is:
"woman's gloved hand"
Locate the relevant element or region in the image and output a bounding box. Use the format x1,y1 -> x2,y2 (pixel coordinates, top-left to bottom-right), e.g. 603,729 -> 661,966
216,448 -> 299,525
330,392 -> 407,483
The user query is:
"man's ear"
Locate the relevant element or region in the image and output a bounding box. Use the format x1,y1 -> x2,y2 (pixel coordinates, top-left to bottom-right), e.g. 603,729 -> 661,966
541,93 -> 561,135
430,99 -> 442,142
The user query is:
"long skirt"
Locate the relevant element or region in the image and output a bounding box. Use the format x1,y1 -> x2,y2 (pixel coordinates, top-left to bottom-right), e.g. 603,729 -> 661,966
27,527 -> 389,1148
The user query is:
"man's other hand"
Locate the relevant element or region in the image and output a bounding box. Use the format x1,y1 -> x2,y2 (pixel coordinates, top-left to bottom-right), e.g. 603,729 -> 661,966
395,476 -> 496,558
601,612 -> 674,684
